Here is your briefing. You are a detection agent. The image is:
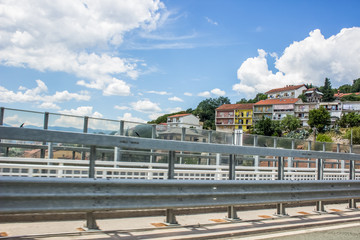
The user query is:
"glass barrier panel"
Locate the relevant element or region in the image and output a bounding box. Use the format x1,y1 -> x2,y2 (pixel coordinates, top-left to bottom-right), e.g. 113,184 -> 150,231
257,135 -> 274,148
3,109 -> 44,129
87,118 -> 120,135
48,114 -> 84,132
242,134 -> 254,147
277,137 -> 293,149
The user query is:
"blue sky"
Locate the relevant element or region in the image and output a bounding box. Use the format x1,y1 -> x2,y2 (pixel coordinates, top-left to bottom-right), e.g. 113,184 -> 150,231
1,0 -> 360,123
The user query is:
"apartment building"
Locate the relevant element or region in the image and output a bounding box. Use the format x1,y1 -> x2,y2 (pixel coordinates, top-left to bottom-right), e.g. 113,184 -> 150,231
167,113 -> 201,129
294,102 -> 317,127
215,103 -> 254,132
253,98 -> 302,123
265,84 -> 307,99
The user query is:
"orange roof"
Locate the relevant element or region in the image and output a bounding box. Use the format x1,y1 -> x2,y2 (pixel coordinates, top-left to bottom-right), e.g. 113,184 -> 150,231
168,113 -> 191,118
254,98 -> 300,105
216,103 -> 254,110
265,84 -> 305,94
334,92 -> 360,98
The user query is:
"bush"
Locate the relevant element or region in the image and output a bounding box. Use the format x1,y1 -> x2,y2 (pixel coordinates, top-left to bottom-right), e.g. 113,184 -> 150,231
316,133 -> 333,143
344,127 -> 360,144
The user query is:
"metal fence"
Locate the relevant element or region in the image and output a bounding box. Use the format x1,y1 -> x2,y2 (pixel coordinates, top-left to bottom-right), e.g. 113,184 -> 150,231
0,125 -> 360,229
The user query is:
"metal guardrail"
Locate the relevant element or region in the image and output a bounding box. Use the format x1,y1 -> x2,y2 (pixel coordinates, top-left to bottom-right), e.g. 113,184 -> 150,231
1,177 -> 360,214
1,125 -> 360,229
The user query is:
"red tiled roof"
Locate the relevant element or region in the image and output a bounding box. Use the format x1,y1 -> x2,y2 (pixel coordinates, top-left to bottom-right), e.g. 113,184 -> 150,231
254,98 -> 300,105
216,103 -> 254,110
265,84 -> 305,94
168,113 -> 191,118
334,92 -> 360,98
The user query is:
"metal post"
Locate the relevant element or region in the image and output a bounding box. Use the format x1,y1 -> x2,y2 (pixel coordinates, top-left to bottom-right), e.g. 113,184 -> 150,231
316,158 -> 326,213
165,150 -> 178,225
207,130 -> 212,165
289,139 -> 294,169
179,127 -> 186,164
337,144 -> 340,169
349,160 -> 357,209
227,154 -> 239,220
81,116 -> 89,160
276,157 -> 286,216
254,135 -> 258,147
48,142 -> 53,159
85,145 -> 99,230
0,107 -> 4,125
150,125 -> 157,163
308,140 -> 312,168
40,112 -> 49,158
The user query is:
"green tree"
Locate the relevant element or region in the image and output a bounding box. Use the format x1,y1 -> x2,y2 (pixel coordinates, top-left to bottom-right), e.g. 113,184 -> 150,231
351,78 -> 360,92
337,112 -> 360,128
338,84 -> 352,93
308,106 -> 331,133
148,111 -> 187,124
297,93 -> 307,102
254,116 -> 282,137
281,115 -> 301,132
344,127 -> 360,144
236,93 -> 267,104
193,96 -> 231,130
320,78 -> 335,102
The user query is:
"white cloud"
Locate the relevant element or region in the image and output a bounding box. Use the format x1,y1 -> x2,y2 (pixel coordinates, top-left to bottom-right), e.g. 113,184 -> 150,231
184,92 -> 192,96
0,79 -> 90,106
168,96 -> 183,102
148,112 -> 163,120
233,28 -> 360,96
205,17 -> 218,26
114,105 -> 131,111
0,0 -> 165,95
59,106 -> 103,118
130,99 -> 161,113
198,91 -> 211,97
211,88 -> 226,96
118,113 -> 147,123
146,90 -> 170,95
166,107 -> 182,113
102,78 -> 131,96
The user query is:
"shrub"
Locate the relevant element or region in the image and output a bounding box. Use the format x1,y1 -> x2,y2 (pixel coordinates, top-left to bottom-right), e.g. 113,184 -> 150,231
316,133 -> 332,143
344,127 -> 360,144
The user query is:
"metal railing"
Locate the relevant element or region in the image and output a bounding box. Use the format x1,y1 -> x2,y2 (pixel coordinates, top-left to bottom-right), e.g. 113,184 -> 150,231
1,125 -> 360,229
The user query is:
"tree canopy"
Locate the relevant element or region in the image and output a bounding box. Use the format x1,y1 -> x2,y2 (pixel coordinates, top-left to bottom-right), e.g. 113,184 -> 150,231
320,78 -> 335,102
253,116 -> 282,137
280,115 -> 301,132
308,106 -> 331,133
337,112 -> 360,128
236,93 -> 267,104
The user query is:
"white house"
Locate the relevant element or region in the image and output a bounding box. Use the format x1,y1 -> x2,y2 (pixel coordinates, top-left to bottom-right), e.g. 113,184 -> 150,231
167,113 -> 201,129
266,84 -> 307,99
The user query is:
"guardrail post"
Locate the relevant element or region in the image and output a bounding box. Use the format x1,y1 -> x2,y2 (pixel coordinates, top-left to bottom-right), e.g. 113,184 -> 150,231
40,112 -> 49,158
307,140 -> 312,168
81,116 -> 89,160
0,107 -> 4,126
165,150 -> 178,225
48,142 -> 53,159
289,139 -> 294,169
348,160 -> 357,209
179,127 -> 186,164
315,158 -> 326,213
276,157 -> 287,216
84,145 -> 99,230
207,130 -> 212,165
227,154 -> 239,220
150,124 -> 157,164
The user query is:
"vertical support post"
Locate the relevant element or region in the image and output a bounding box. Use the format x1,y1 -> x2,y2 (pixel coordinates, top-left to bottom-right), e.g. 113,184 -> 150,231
216,153 -> 221,180
254,135 -> 258,147
0,107 -> 4,126
315,158 -> 326,213
85,145 -> 99,230
349,160 -> 357,209
150,124 -> 157,163
276,157 -> 287,216
179,127 -> 186,164
40,112 -> 49,158
82,116 -> 89,160
273,138 -> 277,168
337,144 -> 340,169
165,150 -> 178,225
207,130 -> 212,165
227,154 -> 239,220
48,142 -> 53,159
289,139 -> 294,169
307,140 -> 312,168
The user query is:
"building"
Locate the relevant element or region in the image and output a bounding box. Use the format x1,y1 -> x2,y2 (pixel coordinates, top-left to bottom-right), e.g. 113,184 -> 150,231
253,98 -> 302,123
303,88 -> 323,103
215,103 -> 254,132
294,102 -> 317,127
266,84 -> 307,99
167,113 -> 201,129
319,102 -> 342,126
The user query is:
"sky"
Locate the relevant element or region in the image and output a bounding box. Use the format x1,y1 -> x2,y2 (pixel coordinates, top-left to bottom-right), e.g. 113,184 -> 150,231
1,0 -> 360,124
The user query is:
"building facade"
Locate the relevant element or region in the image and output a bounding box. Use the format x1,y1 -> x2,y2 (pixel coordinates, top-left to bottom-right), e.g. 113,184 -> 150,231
265,84 -> 307,99
215,103 -> 254,132
167,113 -> 201,129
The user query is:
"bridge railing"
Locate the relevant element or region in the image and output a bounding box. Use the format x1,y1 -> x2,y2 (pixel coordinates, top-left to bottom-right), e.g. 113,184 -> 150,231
0,125 -> 360,228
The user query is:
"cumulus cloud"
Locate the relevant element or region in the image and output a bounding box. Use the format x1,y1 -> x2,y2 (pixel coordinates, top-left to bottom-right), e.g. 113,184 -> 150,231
59,106 -> 103,118
211,88 -> 226,96
0,79 -> 89,108
118,113 -> 147,123
168,96 -> 183,102
198,91 -> 211,97
146,90 -> 170,95
233,27 -> 360,96
114,105 -> 131,111
184,92 -> 192,96
130,99 -> 162,113
0,0 -> 165,95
